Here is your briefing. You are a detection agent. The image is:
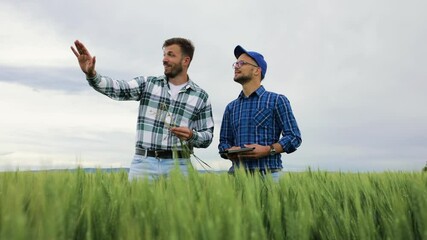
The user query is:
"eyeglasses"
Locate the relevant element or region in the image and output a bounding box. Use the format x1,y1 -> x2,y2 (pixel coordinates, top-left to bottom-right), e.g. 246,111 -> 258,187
232,60 -> 259,69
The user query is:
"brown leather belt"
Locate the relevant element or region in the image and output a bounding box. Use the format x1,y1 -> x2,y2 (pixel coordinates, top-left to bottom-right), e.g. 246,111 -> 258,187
135,148 -> 187,159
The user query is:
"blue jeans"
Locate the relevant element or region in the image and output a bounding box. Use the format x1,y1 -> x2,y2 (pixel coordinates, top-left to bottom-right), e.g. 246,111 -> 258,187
270,171 -> 282,182
229,167 -> 283,182
128,155 -> 191,181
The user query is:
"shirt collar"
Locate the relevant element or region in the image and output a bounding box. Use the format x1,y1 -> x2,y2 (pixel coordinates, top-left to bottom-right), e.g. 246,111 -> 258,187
185,77 -> 198,91
158,75 -> 197,91
238,85 -> 266,99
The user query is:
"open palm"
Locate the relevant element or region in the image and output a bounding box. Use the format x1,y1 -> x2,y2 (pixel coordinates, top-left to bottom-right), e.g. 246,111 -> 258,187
71,40 -> 96,77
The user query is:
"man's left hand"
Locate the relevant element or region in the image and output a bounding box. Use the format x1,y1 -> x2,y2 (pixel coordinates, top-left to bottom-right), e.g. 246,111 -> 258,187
238,144 -> 270,159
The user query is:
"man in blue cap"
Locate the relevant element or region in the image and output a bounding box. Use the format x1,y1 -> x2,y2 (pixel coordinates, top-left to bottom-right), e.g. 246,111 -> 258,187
218,45 -> 302,180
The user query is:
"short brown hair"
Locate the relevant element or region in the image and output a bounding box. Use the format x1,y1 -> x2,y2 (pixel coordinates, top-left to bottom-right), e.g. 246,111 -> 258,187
163,37 -> 195,62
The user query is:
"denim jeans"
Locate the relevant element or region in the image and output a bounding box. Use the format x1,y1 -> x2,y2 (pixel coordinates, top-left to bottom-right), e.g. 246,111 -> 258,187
229,168 -> 283,182
128,155 -> 191,181
270,171 -> 282,182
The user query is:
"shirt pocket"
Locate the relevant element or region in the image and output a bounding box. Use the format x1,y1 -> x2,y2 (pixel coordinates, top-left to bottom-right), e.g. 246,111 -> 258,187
254,108 -> 273,129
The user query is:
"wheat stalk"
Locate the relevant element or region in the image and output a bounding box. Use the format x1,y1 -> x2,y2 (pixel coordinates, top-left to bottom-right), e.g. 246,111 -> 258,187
159,104 -> 212,171
178,138 -> 212,171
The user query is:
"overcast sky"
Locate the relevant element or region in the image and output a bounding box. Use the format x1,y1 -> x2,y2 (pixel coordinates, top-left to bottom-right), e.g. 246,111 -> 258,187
1,0 -> 426,172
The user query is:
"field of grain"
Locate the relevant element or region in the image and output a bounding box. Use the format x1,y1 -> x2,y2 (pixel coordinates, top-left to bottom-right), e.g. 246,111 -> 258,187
0,168 -> 426,239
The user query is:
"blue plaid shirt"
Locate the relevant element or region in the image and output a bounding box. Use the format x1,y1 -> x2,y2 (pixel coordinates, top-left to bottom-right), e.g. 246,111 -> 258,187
218,86 -> 301,171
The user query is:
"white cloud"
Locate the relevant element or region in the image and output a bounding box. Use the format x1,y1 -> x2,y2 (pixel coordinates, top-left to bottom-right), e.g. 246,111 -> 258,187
0,2 -> 75,67
0,82 -> 136,170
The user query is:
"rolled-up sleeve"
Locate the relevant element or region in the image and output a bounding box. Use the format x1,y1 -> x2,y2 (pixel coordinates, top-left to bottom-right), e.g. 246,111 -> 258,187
276,96 -> 302,153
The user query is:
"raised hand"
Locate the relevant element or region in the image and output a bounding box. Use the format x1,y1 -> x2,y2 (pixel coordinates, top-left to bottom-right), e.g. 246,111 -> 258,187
71,40 -> 96,78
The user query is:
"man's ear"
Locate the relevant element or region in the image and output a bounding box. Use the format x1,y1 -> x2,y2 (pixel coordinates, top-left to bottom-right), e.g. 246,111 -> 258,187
183,56 -> 191,66
254,67 -> 261,78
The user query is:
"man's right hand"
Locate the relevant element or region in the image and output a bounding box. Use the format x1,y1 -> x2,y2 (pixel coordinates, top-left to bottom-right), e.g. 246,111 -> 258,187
71,40 -> 96,78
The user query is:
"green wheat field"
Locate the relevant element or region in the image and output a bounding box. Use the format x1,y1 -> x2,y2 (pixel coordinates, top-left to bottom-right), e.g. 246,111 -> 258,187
0,167 -> 426,240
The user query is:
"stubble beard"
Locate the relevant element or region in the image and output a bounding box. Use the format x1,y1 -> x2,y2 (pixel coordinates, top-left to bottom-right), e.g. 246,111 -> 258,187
164,64 -> 184,79
234,75 -> 251,85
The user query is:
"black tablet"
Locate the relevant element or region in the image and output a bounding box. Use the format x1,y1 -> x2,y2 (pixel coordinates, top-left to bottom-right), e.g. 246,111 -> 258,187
219,147 -> 255,154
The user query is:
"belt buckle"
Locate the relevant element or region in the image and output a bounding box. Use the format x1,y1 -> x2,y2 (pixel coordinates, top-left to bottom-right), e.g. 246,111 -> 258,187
154,150 -> 164,160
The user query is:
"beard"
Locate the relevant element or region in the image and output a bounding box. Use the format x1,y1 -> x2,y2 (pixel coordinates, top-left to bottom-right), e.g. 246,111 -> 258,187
164,63 -> 184,78
234,74 -> 251,84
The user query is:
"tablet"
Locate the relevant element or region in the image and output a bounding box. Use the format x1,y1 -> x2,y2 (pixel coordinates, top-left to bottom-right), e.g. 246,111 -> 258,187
219,147 -> 255,154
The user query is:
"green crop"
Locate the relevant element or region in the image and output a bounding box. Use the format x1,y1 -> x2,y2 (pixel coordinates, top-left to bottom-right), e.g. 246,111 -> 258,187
0,168 -> 426,239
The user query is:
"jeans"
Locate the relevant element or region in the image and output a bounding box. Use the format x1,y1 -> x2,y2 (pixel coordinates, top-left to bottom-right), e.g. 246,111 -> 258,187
128,155 -> 191,181
229,167 -> 283,182
270,171 -> 282,182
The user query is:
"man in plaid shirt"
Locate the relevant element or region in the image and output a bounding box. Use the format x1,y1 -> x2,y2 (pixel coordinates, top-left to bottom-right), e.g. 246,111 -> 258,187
71,38 -> 214,180
219,45 -> 301,180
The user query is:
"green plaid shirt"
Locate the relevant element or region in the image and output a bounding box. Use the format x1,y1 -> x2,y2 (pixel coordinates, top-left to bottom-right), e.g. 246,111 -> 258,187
87,73 -> 214,151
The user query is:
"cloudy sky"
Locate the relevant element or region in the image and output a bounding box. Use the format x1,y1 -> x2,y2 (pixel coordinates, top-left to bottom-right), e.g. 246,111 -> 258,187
1,0 -> 426,172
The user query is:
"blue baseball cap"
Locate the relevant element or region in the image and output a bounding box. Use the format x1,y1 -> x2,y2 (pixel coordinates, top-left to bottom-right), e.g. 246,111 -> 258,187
234,45 -> 267,80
